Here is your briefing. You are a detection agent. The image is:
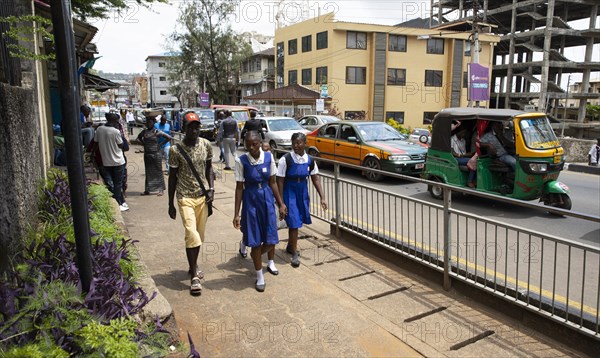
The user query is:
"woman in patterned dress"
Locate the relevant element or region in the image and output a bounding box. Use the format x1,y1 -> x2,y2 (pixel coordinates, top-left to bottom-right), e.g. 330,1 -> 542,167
138,116 -> 173,196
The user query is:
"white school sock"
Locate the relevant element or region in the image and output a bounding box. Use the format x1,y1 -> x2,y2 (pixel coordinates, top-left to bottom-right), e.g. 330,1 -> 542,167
256,269 -> 265,285
267,260 -> 277,271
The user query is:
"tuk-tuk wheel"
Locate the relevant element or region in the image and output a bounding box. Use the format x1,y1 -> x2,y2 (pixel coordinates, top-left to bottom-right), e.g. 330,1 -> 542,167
428,178 -> 444,200
546,193 -> 572,214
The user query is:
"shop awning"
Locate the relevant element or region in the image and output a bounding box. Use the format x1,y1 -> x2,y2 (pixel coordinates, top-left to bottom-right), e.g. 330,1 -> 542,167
82,73 -> 120,92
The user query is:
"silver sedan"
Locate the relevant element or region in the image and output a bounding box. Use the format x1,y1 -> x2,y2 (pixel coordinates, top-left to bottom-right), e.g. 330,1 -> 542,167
297,115 -> 340,131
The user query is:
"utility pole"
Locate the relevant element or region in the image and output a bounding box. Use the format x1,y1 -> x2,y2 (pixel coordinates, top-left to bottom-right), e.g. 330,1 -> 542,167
470,0 -> 481,108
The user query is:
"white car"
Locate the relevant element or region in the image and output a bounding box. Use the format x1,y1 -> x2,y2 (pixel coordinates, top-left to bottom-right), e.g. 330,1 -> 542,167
409,128 -> 431,144
297,115 -> 340,131
260,117 -> 310,150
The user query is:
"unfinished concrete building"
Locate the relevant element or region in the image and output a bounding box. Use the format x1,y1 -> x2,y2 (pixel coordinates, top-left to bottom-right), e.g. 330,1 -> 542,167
431,0 -> 599,138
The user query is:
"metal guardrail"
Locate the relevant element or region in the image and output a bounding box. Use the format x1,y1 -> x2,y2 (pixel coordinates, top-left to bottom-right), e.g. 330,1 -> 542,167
302,155 -> 600,340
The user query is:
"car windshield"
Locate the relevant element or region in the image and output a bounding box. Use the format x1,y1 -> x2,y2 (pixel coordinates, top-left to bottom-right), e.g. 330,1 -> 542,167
356,123 -> 406,141
519,116 -> 560,149
195,110 -> 214,124
232,111 -> 250,123
267,118 -> 304,131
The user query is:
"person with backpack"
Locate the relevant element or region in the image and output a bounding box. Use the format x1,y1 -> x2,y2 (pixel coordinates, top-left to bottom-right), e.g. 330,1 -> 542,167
276,132 -> 327,267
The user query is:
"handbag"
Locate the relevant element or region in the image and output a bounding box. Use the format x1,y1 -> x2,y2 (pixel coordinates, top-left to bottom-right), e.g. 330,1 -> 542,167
175,144 -> 213,216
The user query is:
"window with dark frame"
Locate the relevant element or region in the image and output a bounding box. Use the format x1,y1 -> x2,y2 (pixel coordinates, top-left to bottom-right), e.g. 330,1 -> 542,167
159,76 -> 166,81
423,112 -> 438,124
463,71 -> 468,88
159,90 -> 167,95
256,58 -> 261,71
316,66 -> 328,84
388,34 -> 407,52
426,38 -> 444,54
288,69 -> 298,85
288,39 -> 297,55
347,31 -> 367,49
302,35 -> 312,52
387,68 -> 406,86
386,112 -> 404,123
425,70 -> 443,87
316,31 -> 328,49
158,62 -> 165,67
302,68 -> 312,85
346,66 -> 366,84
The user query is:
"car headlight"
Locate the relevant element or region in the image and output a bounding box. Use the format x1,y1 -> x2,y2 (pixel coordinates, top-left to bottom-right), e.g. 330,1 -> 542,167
388,155 -> 411,161
275,138 -> 288,143
528,163 -> 548,173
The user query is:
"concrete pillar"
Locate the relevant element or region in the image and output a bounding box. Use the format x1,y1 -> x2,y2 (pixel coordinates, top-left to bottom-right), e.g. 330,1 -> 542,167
538,0 -> 555,113
576,4 -> 597,138
505,0 -> 517,108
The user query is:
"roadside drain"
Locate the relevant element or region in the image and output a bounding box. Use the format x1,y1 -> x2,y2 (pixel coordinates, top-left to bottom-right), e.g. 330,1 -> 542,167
314,256 -> 351,266
449,330 -> 495,350
367,287 -> 409,300
338,271 -> 376,281
404,306 -> 448,322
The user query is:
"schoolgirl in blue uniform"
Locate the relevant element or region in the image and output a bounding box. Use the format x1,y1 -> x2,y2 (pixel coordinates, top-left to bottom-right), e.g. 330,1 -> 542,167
233,131 -> 287,292
276,132 -> 328,268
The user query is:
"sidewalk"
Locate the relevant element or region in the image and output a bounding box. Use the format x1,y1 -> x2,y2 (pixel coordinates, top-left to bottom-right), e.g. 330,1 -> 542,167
566,162 -> 600,175
122,141 -> 578,357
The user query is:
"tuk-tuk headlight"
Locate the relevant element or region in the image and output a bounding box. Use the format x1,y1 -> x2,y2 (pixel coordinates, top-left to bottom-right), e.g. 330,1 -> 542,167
388,155 -> 411,161
528,163 -> 548,173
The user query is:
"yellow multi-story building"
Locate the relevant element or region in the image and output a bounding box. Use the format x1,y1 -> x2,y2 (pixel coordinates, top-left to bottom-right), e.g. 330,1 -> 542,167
274,13 -> 499,129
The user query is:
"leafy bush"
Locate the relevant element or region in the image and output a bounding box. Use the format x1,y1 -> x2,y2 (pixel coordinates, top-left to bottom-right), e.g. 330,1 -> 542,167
0,170 -> 170,356
386,118 -> 410,135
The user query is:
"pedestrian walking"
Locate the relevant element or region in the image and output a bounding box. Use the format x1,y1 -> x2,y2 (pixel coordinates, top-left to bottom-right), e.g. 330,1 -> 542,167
126,110 -> 135,136
215,111 -> 226,163
241,109 -> 264,142
233,131 -> 286,292
588,138 -> 599,166
94,112 -> 129,212
217,110 -> 239,170
276,132 -> 327,267
168,112 -> 214,295
155,114 -> 173,172
138,116 -> 173,196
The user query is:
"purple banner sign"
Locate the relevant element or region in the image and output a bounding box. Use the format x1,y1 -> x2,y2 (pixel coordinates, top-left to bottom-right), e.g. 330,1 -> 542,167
468,63 -> 490,101
198,92 -> 210,106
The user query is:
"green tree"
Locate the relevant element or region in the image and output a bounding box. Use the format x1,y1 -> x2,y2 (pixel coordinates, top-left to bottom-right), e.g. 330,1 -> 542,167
587,104 -> 600,121
168,0 -> 252,104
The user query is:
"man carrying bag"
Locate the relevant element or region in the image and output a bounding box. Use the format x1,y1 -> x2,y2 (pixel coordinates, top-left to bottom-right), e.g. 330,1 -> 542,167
168,112 -> 215,295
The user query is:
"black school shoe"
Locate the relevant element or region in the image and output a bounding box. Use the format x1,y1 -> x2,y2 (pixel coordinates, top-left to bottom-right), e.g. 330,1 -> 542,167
285,244 -> 300,256
267,266 -> 279,275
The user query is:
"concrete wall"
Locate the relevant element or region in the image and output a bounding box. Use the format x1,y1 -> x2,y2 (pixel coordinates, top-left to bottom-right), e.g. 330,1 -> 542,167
0,83 -> 42,272
559,137 -> 597,162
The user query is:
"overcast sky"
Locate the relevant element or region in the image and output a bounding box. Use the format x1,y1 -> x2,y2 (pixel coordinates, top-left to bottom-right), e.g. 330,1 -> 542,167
91,0 -> 598,85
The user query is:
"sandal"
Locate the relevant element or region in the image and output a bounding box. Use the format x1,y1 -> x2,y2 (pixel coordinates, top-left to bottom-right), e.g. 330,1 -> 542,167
140,191 -> 150,196
157,191 -> 164,196
190,277 -> 202,294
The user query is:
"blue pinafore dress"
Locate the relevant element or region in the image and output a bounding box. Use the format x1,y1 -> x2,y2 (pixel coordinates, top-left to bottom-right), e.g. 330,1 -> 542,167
283,157 -> 313,229
240,152 -> 279,248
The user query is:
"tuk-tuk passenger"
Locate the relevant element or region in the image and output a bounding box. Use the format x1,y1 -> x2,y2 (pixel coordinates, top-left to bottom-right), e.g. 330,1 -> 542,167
480,122 -> 516,170
451,129 -> 476,187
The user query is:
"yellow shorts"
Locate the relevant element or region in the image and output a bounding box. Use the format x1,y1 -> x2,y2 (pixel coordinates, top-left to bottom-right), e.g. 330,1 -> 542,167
177,196 -> 208,248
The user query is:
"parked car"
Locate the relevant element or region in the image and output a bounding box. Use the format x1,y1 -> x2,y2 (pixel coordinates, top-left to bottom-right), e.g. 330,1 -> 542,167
297,115 -> 340,131
260,117 -> 310,150
190,108 -> 216,141
306,121 -> 427,181
409,128 -> 431,144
